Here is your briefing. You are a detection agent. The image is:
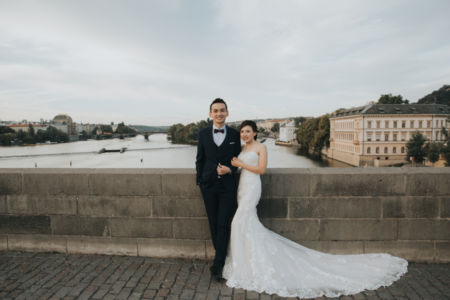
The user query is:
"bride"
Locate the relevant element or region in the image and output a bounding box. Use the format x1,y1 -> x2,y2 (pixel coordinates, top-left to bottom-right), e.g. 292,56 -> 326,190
223,120 -> 408,299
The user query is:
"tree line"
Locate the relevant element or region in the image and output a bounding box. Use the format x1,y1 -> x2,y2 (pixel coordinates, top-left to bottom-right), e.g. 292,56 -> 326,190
168,119 -> 212,144
407,129 -> 450,166
0,122 -> 137,146
0,124 -> 69,146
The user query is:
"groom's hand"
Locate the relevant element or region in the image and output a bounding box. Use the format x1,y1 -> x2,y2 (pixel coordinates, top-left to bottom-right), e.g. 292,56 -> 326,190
217,163 -> 231,175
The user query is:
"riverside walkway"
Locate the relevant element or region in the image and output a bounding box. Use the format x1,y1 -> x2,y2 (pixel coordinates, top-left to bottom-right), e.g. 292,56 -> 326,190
0,252 -> 448,300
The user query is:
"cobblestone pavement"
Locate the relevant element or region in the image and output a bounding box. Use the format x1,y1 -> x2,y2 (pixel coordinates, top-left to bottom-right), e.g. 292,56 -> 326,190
0,252 -> 448,300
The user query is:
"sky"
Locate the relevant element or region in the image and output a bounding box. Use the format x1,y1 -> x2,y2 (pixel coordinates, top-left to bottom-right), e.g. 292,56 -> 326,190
1,0 -> 449,126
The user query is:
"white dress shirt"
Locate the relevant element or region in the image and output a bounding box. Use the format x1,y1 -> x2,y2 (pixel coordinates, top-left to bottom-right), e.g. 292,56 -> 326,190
212,125 -> 226,147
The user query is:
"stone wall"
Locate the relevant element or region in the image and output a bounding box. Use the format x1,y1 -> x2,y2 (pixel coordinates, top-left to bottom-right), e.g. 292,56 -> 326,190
0,168 -> 449,262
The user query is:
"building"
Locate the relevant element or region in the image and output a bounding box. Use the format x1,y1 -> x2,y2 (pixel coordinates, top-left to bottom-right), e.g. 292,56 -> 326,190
328,104 -> 450,167
8,123 -> 48,133
53,114 -> 75,136
278,120 -> 297,142
256,119 -> 290,132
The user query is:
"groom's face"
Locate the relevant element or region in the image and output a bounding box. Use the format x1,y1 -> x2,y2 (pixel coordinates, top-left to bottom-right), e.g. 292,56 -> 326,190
209,103 -> 228,126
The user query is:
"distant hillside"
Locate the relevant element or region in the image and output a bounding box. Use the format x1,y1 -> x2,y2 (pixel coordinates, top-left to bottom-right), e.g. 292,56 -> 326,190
417,85 -> 450,106
130,125 -> 170,133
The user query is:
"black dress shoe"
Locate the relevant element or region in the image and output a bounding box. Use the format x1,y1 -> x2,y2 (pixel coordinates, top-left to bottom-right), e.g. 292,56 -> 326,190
210,266 -> 225,282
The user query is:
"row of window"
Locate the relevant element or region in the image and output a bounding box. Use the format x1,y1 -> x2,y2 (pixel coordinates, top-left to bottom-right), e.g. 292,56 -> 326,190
367,131 -> 441,141
367,119 -> 446,129
367,146 -> 405,154
335,121 -> 354,129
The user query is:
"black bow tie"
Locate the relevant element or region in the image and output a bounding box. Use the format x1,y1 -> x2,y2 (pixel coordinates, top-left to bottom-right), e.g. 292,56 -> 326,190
214,129 -> 225,134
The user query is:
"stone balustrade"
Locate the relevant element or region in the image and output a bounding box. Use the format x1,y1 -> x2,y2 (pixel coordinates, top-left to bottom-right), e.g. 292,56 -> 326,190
0,168 -> 449,262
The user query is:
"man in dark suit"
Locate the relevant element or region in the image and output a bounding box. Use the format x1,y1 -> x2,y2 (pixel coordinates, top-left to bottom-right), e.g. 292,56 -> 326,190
196,98 -> 241,281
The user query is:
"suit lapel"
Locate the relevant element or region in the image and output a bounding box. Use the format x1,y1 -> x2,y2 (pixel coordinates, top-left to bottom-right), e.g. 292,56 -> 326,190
221,126 -> 232,147
206,126 -> 218,158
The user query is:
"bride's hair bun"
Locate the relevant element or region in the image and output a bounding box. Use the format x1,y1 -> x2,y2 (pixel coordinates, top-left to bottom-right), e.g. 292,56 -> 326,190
239,120 -> 258,140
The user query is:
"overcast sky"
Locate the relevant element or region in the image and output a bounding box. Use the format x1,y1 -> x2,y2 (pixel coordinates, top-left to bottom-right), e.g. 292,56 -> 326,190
1,0 -> 449,126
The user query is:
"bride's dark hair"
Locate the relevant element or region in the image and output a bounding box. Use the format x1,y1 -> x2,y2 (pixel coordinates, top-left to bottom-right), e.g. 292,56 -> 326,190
239,120 -> 258,140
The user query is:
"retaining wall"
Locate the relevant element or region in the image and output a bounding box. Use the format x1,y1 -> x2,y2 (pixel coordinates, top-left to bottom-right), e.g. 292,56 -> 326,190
0,168 -> 449,262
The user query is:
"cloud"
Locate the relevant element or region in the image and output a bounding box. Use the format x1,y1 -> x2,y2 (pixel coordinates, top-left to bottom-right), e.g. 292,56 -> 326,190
0,0 -> 449,125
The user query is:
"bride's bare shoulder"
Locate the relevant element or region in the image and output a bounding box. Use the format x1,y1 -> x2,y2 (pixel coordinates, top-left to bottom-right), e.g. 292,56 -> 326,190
256,142 -> 267,154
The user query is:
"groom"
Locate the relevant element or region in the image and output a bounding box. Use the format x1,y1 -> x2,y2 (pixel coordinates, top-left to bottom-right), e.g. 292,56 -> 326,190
196,98 -> 241,281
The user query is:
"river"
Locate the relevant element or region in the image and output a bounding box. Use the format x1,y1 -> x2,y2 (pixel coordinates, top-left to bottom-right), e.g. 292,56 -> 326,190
0,134 -> 350,168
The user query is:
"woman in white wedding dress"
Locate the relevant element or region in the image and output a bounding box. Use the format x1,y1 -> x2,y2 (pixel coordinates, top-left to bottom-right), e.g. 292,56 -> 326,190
223,120 -> 408,299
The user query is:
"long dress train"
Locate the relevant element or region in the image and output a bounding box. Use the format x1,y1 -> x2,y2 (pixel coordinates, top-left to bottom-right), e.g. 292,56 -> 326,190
223,151 -> 407,299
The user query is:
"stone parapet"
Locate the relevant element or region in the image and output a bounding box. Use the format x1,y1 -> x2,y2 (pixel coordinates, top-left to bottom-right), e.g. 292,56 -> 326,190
0,168 -> 449,262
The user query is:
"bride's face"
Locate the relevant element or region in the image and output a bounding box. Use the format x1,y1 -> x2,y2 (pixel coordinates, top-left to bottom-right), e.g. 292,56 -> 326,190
240,125 -> 256,143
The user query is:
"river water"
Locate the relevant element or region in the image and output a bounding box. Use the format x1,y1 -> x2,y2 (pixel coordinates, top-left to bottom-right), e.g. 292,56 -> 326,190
0,134 -> 350,168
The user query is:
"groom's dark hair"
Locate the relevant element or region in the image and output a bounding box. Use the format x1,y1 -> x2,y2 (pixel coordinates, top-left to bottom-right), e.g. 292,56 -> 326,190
210,98 -> 228,112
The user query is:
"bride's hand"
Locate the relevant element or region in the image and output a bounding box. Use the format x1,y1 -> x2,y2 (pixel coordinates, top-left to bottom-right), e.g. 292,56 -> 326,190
231,157 -> 243,167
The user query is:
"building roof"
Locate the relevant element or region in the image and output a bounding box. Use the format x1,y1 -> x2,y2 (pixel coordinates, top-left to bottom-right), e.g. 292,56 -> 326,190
333,104 -> 450,118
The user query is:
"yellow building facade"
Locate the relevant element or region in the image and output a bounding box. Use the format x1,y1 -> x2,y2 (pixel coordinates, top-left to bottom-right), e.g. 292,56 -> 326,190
328,104 -> 450,166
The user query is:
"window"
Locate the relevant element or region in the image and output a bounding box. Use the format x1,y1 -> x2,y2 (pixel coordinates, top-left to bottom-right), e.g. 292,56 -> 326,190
427,120 -> 431,128
402,121 -> 406,128
393,147 -> 396,154
384,147 -> 388,154
367,133 -> 372,142
367,147 -> 371,154
419,120 -> 423,128
401,147 -> 405,153
368,121 -> 372,129
376,121 -> 380,128
393,133 -> 397,141
401,133 -> 406,141
436,120 -> 439,127
375,132 -> 381,141
436,131 -> 439,140
384,134 -> 389,141
410,120 -> 414,128
393,121 -> 397,128
376,147 -> 380,154
385,121 -> 389,128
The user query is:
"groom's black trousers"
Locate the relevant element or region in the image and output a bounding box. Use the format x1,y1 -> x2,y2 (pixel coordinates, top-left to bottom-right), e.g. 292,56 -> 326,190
200,178 -> 237,268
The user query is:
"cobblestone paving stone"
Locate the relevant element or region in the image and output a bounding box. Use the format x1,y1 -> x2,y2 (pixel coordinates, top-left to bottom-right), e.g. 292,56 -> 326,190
0,252 -> 448,300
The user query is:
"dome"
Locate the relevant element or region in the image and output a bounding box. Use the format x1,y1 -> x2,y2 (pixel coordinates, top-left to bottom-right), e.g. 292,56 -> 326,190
53,114 -> 73,124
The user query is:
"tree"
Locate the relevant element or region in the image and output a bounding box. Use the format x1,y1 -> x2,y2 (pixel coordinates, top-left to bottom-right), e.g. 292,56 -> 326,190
0,133 -> 15,146
0,126 -> 14,134
294,117 -> 306,127
28,124 -> 35,137
406,131 -> 426,164
442,138 -> 450,166
417,85 -> 450,106
377,94 -> 409,104
426,142 -> 441,164
271,122 -> 280,133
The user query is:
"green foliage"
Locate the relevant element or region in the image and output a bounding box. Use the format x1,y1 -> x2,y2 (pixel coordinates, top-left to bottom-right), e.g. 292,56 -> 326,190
271,122 -> 280,133
377,94 -> 409,104
101,125 -> 113,133
442,138 -> 450,166
115,122 -> 137,134
406,131 -> 426,163
168,119 -> 211,144
0,126 -> 15,134
426,142 -> 441,164
79,130 -> 89,141
28,124 -> 35,137
417,85 -> 450,106
296,115 -> 330,155
294,117 -> 306,127
0,133 -> 15,146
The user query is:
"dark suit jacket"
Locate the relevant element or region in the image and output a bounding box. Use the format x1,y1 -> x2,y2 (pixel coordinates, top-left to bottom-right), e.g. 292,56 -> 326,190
196,126 -> 241,186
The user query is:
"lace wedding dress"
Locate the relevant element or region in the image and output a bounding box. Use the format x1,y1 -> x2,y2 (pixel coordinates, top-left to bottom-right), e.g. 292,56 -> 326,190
223,151 -> 408,299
